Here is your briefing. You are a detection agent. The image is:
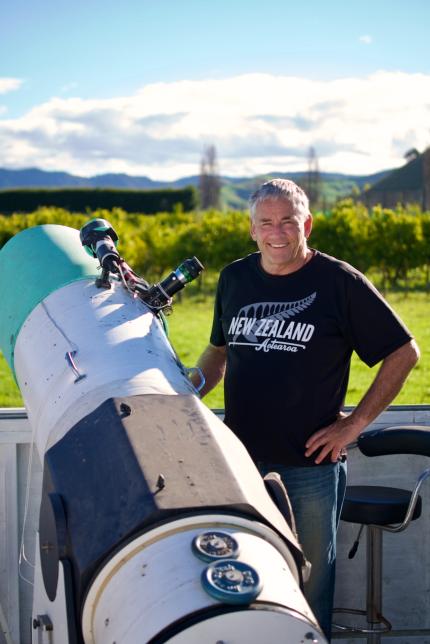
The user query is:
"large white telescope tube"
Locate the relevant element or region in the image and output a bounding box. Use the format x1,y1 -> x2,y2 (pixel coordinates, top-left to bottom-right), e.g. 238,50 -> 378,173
0,225 -> 326,643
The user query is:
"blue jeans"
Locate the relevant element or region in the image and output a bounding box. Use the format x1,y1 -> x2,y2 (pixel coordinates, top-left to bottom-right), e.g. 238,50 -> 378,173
258,460 -> 347,642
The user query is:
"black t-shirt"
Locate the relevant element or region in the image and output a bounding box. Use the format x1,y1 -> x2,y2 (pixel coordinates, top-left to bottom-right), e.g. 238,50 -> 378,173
210,251 -> 412,466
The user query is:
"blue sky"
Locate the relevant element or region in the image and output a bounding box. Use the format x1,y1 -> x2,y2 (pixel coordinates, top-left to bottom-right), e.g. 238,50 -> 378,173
1,0 -> 430,179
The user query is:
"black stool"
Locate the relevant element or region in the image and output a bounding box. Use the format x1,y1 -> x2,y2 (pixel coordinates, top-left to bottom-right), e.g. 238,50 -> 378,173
333,425 -> 430,642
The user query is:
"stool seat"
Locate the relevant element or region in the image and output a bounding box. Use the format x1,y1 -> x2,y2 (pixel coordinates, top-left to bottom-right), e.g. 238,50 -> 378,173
341,485 -> 422,525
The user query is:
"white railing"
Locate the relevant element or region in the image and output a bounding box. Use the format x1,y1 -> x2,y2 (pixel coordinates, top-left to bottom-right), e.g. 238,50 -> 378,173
0,406 -> 429,644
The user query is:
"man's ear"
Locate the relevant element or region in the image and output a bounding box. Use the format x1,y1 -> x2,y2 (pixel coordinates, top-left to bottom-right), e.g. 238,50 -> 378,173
250,220 -> 257,241
305,213 -> 313,239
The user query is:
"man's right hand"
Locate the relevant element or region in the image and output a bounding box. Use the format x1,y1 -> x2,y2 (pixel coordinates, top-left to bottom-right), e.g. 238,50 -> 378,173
191,343 -> 227,397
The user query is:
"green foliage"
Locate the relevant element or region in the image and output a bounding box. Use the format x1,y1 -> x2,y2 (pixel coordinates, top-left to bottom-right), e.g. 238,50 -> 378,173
1,201 -> 430,290
418,213 -> 430,288
311,199 -> 430,290
312,200 -> 373,272
173,210 -> 255,272
367,206 -> 423,290
0,187 -> 197,214
0,207 -> 88,247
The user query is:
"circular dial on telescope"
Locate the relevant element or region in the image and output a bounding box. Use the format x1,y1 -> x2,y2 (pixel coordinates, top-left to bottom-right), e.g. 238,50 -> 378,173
201,560 -> 263,604
192,531 -> 240,562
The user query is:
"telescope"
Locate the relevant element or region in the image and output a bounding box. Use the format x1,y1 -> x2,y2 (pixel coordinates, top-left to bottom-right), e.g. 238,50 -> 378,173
0,222 -> 326,643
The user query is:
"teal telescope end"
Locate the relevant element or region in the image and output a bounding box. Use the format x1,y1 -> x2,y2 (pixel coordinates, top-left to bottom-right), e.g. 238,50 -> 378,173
0,224 -> 98,374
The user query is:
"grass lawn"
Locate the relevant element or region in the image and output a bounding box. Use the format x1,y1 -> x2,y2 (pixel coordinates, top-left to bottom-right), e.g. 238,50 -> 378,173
0,356 -> 22,406
0,291 -> 428,409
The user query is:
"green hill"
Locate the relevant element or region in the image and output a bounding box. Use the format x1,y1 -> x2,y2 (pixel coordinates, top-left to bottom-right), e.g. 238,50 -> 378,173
0,167 -> 390,212
220,170 -> 389,210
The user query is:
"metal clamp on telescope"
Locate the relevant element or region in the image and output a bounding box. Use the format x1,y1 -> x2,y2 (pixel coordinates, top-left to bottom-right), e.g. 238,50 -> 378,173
80,218 -> 204,313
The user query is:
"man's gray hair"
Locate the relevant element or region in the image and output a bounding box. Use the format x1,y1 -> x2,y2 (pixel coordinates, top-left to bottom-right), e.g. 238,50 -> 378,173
249,179 -> 310,220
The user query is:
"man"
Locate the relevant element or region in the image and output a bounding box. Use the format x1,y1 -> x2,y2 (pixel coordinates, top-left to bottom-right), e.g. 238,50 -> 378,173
193,179 -> 419,641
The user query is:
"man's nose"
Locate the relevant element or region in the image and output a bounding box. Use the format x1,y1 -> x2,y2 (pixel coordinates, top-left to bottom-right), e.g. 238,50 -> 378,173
273,221 -> 285,232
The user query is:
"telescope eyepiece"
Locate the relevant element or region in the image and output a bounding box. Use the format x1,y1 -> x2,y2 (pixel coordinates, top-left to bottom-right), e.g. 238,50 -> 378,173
174,257 -> 204,285
143,257 -> 204,310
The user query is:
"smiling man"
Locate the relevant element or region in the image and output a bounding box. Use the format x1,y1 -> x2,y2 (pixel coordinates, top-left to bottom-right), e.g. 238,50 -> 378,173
250,193 -> 313,274
193,178 -> 419,640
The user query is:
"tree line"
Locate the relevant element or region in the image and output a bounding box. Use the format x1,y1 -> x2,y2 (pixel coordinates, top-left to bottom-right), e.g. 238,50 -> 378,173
0,200 -> 429,290
0,186 -> 196,214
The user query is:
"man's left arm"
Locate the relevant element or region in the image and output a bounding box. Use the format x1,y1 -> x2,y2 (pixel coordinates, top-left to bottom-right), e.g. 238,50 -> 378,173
305,339 -> 420,464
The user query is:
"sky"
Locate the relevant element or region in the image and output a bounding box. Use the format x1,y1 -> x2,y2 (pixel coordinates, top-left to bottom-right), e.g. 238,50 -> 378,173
1,0 -> 430,180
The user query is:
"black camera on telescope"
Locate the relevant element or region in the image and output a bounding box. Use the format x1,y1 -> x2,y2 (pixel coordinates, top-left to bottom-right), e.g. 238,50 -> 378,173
80,218 -> 120,273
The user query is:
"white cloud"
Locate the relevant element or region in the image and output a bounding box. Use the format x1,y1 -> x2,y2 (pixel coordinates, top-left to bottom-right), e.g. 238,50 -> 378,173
0,71 -> 429,179
359,35 -> 373,45
0,77 -> 23,94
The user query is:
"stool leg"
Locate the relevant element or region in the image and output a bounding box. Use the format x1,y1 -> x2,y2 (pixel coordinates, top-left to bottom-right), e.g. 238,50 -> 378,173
366,526 -> 383,643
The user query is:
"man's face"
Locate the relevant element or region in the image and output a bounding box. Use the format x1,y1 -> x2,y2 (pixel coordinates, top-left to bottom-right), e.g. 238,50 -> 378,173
250,198 -> 312,275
